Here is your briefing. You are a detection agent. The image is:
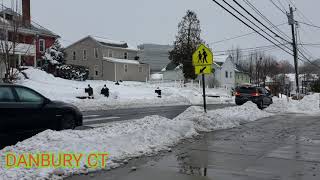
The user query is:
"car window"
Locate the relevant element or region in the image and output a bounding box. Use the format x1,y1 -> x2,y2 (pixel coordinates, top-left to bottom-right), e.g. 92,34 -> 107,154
257,88 -> 264,94
15,87 -> 44,103
0,87 -> 15,102
238,87 -> 256,94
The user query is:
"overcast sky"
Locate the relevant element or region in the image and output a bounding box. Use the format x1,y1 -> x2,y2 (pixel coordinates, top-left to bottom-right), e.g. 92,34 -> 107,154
5,0 -> 320,63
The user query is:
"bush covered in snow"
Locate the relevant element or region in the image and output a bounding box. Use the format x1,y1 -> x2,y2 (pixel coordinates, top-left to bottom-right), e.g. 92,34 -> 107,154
41,40 -> 65,68
39,40 -> 89,81
56,64 -> 89,81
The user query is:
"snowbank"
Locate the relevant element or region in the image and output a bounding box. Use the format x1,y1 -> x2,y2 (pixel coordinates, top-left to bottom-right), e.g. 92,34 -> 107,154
175,102 -> 272,132
16,68 -> 233,111
0,103 -> 270,180
265,94 -> 320,114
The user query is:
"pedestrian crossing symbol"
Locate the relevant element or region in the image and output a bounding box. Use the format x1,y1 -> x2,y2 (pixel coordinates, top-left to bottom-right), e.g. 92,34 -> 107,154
192,44 -> 214,74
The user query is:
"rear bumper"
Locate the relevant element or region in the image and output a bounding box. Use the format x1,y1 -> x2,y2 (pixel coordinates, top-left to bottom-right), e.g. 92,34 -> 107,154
235,97 -> 261,105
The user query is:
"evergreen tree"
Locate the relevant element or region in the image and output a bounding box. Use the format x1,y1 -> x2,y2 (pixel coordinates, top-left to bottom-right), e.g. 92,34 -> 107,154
169,10 -> 204,80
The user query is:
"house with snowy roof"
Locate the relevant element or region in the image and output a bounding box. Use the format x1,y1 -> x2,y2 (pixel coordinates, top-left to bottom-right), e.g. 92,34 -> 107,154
64,36 -> 150,81
0,1 -> 59,68
161,55 -> 250,88
212,55 -> 250,89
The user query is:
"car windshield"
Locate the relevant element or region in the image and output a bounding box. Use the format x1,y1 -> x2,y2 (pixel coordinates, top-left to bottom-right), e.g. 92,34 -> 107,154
238,87 -> 256,94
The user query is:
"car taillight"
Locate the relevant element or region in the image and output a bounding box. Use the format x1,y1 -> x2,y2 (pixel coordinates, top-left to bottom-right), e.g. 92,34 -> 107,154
251,92 -> 260,97
235,91 -> 241,96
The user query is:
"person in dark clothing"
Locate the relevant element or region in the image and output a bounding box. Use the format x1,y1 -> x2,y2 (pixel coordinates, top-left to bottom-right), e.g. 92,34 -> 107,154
101,85 -> 109,97
115,81 -> 120,85
155,87 -> 162,98
85,84 -> 94,99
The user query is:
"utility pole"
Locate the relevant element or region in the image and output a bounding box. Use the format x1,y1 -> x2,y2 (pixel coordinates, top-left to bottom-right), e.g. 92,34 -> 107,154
287,6 -> 299,94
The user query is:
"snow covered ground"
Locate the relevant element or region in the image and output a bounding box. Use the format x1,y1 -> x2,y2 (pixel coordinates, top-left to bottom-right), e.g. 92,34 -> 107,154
16,68 -> 233,111
265,93 -> 320,114
0,102 -> 271,180
0,92 -> 319,179
1,68 -> 318,179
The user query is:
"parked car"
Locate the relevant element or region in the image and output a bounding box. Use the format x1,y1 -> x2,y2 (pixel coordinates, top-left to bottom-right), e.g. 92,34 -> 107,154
234,85 -> 273,109
0,84 -> 82,147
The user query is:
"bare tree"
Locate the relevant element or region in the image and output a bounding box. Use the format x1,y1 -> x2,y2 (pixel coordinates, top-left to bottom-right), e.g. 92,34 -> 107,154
228,46 -> 242,66
0,3 -> 34,82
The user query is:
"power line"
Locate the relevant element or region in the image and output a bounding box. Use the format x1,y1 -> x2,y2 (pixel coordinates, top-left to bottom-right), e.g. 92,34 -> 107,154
297,28 -> 314,60
276,0 -> 287,12
285,0 -> 317,30
243,0 -> 290,41
295,26 -> 320,70
210,23 -> 287,45
234,0 -> 288,42
214,43 -> 289,53
211,0 -> 294,57
269,0 -> 287,14
298,21 -> 320,30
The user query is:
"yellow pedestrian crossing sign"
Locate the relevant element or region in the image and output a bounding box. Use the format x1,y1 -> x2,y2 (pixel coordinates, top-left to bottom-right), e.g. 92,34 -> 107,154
193,44 -> 214,75
192,44 -> 214,66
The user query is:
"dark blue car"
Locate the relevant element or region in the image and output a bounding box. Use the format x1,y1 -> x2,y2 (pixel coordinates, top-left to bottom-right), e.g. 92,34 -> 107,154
235,85 -> 273,109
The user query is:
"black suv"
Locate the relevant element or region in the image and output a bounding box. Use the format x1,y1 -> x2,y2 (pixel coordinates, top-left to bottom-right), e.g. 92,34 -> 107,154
235,85 -> 273,109
0,84 -> 83,146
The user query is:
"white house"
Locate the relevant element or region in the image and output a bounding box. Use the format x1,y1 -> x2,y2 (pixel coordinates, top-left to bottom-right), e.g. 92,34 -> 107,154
211,55 -> 250,89
160,55 -> 250,88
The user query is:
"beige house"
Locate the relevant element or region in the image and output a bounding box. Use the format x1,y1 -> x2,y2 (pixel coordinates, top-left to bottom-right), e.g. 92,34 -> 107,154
64,36 -> 150,81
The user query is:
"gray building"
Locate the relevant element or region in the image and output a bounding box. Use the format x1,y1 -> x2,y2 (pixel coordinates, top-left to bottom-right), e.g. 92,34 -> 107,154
138,44 -> 173,73
65,36 -> 150,82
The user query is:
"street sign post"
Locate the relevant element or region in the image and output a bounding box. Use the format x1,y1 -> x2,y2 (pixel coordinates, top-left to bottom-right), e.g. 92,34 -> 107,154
192,44 -> 214,113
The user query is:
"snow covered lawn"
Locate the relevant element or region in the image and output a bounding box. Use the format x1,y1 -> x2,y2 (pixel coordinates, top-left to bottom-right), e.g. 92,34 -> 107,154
0,94 -> 319,179
17,68 -> 233,111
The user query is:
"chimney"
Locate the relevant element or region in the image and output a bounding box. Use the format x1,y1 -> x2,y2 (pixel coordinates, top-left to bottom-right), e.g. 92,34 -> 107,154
22,0 -> 31,26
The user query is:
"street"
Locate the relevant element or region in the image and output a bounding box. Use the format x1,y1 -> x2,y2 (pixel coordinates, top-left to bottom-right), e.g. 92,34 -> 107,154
69,113 -> 320,180
80,104 -> 234,128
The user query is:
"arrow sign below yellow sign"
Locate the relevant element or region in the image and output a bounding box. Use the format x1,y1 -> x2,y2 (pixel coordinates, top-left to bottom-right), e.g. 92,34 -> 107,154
195,65 -> 212,75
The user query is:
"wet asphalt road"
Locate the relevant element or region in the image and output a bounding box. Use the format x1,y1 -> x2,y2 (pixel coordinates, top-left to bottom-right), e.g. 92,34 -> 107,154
69,113 -> 320,180
80,104 -> 234,128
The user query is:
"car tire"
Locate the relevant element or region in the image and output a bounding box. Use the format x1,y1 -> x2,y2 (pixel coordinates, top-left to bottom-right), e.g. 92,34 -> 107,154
60,113 -> 76,130
258,100 -> 264,110
235,102 -> 243,106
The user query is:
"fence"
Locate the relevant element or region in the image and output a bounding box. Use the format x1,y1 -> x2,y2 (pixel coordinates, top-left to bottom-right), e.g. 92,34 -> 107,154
146,79 -> 202,89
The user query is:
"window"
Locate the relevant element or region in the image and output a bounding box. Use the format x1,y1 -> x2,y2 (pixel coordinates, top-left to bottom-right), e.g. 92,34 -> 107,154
230,72 -> 233,78
72,51 -> 76,60
225,71 -> 228,78
124,52 -> 128,59
138,66 -> 143,73
108,50 -> 113,57
94,48 -> 99,58
124,64 -> 128,73
83,50 -> 87,60
0,87 -> 15,102
39,39 -> 45,53
15,87 -> 44,103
